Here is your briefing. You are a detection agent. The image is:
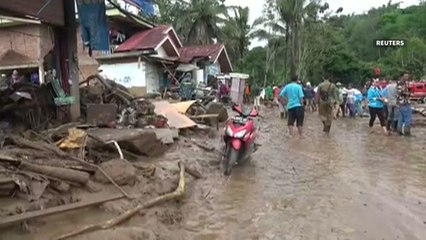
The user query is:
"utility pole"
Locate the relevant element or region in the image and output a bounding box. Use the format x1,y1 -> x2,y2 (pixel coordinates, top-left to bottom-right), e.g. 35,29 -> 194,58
64,0 -> 80,120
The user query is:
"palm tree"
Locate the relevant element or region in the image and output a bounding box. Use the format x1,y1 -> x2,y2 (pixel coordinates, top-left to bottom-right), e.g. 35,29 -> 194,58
253,0 -> 324,77
221,6 -> 252,63
174,0 -> 228,45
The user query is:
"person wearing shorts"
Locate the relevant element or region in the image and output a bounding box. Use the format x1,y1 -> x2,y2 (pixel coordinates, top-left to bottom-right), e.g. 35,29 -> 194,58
279,75 -> 305,138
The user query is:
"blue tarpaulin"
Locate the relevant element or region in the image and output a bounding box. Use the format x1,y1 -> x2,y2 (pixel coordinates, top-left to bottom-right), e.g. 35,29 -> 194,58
76,0 -> 109,51
128,0 -> 156,16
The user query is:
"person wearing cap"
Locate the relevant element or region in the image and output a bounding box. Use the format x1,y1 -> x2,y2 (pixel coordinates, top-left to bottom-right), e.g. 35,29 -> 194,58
303,82 -> 316,112
316,74 -> 339,133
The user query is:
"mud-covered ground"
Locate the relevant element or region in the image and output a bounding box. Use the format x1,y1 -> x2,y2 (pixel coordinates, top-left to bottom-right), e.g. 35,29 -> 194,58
1,109 -> 426,240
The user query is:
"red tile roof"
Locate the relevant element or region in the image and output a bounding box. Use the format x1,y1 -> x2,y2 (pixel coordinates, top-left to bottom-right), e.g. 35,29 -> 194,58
178,44 -> 224,63
115,25 -> 174,53
178,44 -> 233,73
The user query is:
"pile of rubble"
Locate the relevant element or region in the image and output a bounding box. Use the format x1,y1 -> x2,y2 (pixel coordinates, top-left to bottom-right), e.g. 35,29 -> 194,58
80,75 -> 167,128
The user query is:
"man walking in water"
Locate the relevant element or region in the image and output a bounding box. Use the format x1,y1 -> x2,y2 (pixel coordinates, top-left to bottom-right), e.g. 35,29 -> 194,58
383,79 -> 399,132
316,75 -> 338,133
280,75 -> 304,138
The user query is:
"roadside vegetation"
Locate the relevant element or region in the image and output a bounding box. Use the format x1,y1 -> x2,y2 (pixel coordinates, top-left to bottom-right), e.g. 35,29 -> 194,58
150,0 -> 426,86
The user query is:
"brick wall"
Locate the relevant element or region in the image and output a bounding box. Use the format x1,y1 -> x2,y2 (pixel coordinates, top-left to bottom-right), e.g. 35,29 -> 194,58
0,24 -> 41,61
0,23 -> 107,81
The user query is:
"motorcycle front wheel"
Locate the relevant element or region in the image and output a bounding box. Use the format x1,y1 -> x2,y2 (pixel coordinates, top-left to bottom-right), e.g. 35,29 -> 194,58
223,146 -> 239,175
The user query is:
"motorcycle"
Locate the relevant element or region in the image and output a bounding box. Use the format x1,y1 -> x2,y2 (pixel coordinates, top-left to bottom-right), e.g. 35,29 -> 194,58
222,103 -> 259,175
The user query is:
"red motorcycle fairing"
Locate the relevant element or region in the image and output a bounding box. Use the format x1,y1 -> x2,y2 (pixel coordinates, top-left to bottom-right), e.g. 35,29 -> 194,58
227,118 -> 255,134
230,138 -> 242,150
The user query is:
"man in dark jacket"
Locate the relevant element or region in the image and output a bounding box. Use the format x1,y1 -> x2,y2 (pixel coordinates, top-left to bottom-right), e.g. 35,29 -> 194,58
303,82 -> 316,111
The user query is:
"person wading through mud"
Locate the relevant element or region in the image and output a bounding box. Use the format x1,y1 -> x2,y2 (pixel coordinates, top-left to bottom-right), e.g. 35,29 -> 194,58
278,84 -> 287,119
346,84 -> 356,118
243,83 -> 251,104
280,75 -> 305,138
397,73 -> 412,136
304,82 -> 316,112
316,75 -> 338,133
367,79 -> 388,135
252,85 -> 262,111
383,79 -> 399,132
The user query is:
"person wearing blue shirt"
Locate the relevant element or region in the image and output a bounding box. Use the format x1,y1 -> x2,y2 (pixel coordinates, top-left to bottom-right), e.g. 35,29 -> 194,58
279,75 -> 304,138
367,80 -> 388,134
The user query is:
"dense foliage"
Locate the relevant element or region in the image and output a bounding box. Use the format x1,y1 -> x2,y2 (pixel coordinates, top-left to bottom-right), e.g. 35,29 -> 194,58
150,0 -> 426,87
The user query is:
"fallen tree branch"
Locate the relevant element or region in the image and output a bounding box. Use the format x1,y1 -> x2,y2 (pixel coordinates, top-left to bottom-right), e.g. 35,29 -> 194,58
55,161 -> 186,240
7,135 -> 135,199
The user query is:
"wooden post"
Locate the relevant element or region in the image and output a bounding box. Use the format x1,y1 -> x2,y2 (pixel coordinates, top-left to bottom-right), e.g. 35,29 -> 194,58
37,26 -> 45,84
64,0 -> 80,120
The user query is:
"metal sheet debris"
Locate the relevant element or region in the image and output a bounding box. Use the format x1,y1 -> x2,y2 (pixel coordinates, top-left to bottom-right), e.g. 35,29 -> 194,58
152,101 -> 196,129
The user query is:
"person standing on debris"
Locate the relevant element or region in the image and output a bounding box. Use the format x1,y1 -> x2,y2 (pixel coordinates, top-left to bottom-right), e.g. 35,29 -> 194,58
367,79 -> 388,135
382,79 -> 399,132
280,75 -> 305,138
316,75 -> 338,133
180,72 -> 194,101
397,73 -> 412,136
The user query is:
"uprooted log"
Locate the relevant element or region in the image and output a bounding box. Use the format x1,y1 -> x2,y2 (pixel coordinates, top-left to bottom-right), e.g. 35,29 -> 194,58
0,193 -> 125,228
55,161 -> 187,240
20,162 -> 90,184
6,135 -> 135,199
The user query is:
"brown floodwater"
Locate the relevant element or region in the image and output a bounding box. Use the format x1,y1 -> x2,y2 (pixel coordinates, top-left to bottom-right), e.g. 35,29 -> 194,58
1,109 -> 426,240
181,110 -> 426,240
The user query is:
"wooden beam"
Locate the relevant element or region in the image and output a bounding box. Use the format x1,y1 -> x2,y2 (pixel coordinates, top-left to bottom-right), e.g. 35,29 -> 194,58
63,0 -> 80,121
0,193 -> 124,228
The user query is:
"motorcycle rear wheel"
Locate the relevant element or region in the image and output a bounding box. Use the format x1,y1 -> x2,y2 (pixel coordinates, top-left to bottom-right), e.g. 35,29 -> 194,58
223,147 -> 239,176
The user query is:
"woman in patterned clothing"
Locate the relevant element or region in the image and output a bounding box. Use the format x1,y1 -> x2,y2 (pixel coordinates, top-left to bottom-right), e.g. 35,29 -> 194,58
397,74 -> 412,136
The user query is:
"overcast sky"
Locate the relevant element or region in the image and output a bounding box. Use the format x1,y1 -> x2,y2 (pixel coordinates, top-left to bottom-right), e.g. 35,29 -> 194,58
226,0 -> 422,48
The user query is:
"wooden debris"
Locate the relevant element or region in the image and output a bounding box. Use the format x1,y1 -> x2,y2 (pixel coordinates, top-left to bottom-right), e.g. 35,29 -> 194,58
55,161 -> 187,240
0,193 -> 125,228
20,162 -> 89,184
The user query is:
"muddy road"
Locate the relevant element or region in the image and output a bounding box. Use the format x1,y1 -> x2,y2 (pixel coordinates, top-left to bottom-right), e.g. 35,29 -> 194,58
1,109 -> 426,240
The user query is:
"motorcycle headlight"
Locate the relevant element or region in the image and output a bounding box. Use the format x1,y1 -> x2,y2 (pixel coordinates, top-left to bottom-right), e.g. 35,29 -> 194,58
225,126 -> 233,136
234,129 -> 247,138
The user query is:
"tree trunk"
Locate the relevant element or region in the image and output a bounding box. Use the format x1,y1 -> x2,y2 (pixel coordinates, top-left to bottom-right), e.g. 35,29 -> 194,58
284,25 -> 290,79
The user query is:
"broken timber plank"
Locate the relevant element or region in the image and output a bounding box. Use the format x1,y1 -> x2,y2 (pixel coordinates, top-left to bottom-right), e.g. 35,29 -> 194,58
0,193 -> 124,228
189,114 -> 219,130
